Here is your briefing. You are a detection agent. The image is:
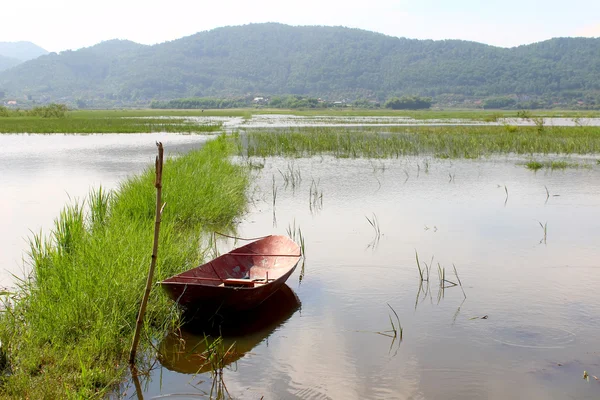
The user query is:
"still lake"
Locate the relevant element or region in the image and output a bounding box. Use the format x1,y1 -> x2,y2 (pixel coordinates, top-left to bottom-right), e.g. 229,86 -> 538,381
3,132 -> 600,399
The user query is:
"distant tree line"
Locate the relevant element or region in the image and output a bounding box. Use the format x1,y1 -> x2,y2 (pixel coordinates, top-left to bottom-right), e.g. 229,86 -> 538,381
481,95 -> 599,110
150,97 -> 249,109
153,95 -> 426,110
0,103 -> 67,117
384,96 -> 432,110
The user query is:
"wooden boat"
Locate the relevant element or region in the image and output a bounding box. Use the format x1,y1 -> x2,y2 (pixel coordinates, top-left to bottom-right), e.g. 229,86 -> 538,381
160,235 -> 301,314
158,284 -> 301,374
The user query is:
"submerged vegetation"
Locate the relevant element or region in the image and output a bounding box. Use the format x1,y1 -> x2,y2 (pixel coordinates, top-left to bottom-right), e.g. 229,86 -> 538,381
0,136 -> 249,398
243,125 -> 600,159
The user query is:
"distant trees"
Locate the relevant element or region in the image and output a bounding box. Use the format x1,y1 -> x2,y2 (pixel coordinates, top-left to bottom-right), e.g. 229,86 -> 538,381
384,96 -> 432,110
482,97 -> 546,110
482,97 -> 517,109
152,95 -> 332,109
150,97 -> 248,109
269,95 -> 326,109
27,103 -> 68,117
0,103 -> 68,117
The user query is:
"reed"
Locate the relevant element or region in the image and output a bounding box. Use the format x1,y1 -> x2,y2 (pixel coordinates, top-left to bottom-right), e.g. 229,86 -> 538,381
0,135 -> 249,398
202,336 -> 235,399
309,178 -> 324,213
452,264 -> 467,298
415,251 -> 465,308
539,221 -> 548,244
278,162 -> 302,189
365,213 -> 381,238
365,213 -> 382,249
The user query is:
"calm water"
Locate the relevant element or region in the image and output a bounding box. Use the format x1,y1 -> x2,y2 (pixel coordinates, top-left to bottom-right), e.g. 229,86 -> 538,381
3,133 -> 600,399
126,154 -> 600,399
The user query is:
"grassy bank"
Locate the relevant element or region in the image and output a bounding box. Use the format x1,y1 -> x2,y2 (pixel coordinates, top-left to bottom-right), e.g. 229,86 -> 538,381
0,115 -> 222,134
0,135 -> 249,398
242,125 -> 600,159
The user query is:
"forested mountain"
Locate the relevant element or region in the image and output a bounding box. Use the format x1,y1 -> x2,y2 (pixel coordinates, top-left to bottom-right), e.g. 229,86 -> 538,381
0,55 -> 20,73
0,24 -> 599,107
0,41 -> 48,62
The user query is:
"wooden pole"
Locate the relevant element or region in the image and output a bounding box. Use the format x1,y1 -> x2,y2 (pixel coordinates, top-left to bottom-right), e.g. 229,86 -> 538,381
129,142 -> 165,365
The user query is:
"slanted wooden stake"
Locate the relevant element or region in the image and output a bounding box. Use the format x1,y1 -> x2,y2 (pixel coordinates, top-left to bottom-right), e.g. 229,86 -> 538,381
129,142 -> 165,365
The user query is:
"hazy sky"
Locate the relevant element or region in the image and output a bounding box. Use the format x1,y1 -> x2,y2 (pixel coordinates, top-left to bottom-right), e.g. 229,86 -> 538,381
2,0 -> 599,52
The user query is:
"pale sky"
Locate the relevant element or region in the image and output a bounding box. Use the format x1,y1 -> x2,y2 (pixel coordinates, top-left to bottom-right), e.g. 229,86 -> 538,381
1,0 -> 599,52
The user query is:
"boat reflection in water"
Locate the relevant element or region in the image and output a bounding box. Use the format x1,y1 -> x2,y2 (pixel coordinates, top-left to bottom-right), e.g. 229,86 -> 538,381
158,284 -> 300,374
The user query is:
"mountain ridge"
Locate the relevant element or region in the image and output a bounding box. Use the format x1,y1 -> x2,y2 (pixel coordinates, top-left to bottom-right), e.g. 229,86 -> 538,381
0,23 -> 598,107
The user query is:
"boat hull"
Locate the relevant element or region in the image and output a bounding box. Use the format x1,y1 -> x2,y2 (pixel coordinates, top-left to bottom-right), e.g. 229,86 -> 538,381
160,235 -> 301,314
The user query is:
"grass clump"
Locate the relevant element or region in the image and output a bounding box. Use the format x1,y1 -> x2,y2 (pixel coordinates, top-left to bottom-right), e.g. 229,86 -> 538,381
0,135 -> 249,398
525,160 -> 581,170
525,161 -> 544,171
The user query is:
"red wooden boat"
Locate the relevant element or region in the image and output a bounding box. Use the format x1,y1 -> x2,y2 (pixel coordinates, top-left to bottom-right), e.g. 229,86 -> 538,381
160,235 -> 301,314
159,284 -> 301,373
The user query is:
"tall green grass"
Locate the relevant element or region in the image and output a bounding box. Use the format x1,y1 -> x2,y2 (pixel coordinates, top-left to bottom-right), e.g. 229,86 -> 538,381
243,126 -> 600,158
0,135 -> 249,398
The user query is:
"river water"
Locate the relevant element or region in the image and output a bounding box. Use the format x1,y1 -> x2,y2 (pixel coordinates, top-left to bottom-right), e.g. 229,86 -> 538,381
2,132 -> 600,399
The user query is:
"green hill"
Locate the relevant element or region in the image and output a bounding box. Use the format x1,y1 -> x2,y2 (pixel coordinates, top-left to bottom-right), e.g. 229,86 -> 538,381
0,24 -> 599,107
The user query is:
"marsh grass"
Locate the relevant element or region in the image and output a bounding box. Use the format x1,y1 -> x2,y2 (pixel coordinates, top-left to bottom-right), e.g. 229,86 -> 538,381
525,160 -> 582,170
0,115 -> 222,134
365,213 -> 382,249
201,336 -> 235,399
415,251 -> 465,309
286,220 -> 305,256
244,126 -> 600,159
0,136 -> 249,398
278,162 -> 302,190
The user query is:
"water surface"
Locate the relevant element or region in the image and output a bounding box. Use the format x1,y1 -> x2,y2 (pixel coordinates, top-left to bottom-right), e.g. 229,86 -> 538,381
3,133 -> 600,399
124,154 -> 600,399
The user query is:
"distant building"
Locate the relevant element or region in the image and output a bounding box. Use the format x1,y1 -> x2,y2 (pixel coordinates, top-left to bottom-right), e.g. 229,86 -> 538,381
6,100 -> 17,106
